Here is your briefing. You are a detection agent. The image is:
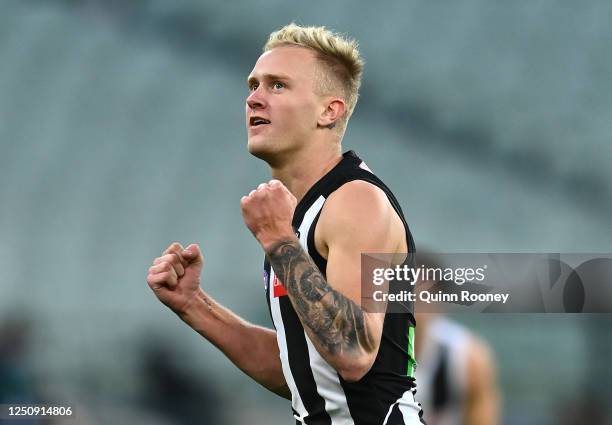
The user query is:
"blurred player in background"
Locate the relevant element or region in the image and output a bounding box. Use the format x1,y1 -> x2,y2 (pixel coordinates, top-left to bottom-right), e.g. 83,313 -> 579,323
147,23 -> 425,424
413,254 -> 500,425
414,314 -> 500,425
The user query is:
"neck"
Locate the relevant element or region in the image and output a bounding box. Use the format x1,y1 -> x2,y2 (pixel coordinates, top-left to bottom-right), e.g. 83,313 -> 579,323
270,145 -> 343,203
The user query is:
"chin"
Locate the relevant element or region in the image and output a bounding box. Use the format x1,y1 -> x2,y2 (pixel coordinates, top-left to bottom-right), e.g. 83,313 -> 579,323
248,137 -> 289,167
247,137 -> 274,161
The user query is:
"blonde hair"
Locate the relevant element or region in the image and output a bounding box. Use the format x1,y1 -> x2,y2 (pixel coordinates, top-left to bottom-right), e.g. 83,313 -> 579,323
264,23 -> 364,130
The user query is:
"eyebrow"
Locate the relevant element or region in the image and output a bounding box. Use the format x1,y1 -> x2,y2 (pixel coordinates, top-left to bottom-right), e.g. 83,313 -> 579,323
247,73 -> 291,86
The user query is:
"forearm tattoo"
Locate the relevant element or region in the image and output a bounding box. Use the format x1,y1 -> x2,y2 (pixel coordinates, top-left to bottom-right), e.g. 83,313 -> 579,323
267,240 -> 376,356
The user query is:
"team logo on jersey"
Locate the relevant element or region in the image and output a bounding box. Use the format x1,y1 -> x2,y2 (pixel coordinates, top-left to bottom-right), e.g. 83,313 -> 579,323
273,275 -> 287,297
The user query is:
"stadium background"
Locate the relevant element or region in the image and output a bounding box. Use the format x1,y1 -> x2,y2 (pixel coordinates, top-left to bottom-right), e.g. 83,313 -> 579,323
1,0 -> 611,424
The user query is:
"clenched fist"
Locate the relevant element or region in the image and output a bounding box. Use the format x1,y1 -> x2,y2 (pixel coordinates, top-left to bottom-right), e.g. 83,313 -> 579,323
241,179 -> 298,252
147,242 -> 204,315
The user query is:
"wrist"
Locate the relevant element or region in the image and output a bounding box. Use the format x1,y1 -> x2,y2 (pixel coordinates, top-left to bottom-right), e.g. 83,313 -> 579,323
178,288 -> 211,323
261,233 -> 299,255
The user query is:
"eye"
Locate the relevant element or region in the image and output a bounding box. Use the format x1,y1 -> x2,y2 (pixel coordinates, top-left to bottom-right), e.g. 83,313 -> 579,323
272,81 -> 285,90
248,82 -> 259,92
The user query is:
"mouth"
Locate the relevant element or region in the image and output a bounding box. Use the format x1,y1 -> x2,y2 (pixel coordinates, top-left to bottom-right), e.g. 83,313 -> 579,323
249,116 -> 271,127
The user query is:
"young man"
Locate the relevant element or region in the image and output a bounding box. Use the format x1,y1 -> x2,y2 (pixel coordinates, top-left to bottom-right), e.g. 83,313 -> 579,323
147,24 -> 424,424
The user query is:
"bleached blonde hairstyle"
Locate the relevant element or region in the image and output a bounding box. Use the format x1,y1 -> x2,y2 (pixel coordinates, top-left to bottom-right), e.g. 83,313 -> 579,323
264,23 -> 364,131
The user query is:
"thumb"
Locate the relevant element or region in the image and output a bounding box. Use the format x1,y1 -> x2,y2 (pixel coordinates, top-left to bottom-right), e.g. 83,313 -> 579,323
183,244 -> 203,265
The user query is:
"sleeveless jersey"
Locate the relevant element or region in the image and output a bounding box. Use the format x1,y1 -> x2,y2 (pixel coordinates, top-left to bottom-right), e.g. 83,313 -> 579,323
263,151 -> 425,425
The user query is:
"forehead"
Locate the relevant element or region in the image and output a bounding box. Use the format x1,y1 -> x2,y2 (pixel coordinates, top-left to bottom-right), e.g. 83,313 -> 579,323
248,45 -> 319,81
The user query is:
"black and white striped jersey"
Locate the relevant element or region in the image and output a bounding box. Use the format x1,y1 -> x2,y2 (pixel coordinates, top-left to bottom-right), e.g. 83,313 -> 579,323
263,151 -> 425,425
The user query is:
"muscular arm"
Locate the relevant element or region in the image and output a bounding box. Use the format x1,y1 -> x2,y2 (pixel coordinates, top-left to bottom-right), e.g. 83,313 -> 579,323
267,240 -> 377,378
147,243 -> 290,399
263,181 -> 406,382
180,290 -> 291,399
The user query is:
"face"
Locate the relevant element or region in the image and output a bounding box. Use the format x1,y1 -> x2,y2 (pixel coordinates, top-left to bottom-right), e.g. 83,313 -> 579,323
246,46 -> 324,163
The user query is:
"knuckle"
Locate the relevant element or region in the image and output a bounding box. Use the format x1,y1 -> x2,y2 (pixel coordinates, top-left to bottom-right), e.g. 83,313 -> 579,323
164,242 -> 183,256
148,273 -> 161,284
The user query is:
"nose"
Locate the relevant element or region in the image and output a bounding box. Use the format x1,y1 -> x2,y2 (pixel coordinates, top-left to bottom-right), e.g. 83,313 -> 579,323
246,86 -> 266,110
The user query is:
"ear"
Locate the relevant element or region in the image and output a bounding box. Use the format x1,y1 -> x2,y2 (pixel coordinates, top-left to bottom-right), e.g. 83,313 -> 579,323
318,98 -> 346,129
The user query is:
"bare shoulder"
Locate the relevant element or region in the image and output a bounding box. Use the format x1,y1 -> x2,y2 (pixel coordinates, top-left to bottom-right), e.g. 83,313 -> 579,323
322,180 -> 393,224
316,180 -> 405,256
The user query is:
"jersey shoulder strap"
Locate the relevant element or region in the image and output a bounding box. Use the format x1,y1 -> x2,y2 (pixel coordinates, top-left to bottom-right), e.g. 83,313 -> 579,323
301,150 -> 416,273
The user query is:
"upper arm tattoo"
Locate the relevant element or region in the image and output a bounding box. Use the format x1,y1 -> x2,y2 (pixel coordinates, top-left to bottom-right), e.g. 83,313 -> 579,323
267,240 -> 376,356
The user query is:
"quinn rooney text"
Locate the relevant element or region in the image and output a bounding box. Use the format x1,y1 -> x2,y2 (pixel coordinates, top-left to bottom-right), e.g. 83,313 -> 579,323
371,290 -> 510,304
